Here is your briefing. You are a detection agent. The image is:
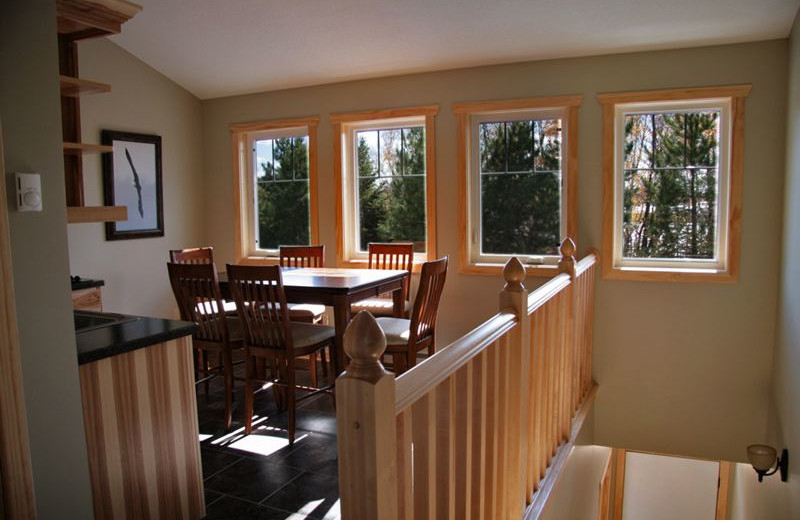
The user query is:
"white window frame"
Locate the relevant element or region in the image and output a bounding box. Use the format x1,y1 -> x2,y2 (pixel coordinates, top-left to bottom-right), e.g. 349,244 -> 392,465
230,117 -> 319,264
341,117 -> 428,263
611,99 -> 731,273
244,126 -> 310,257
332,106 -> 439,270
453,95 -> 582,277
468,108 -> 569,267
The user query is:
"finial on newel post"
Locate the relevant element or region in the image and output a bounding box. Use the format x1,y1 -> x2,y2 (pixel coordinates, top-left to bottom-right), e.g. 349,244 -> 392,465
343,311 -> 388,383
558,237 -> 577,278
503,256 -> 527,293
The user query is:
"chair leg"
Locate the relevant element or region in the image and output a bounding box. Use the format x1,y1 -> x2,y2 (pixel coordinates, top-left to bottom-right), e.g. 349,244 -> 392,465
202,349 -> 210,396
244,355 -> 255,435
393,353 -> 408,375
320,348 -> 329,378
309,352 -> 318,388
223,349 -> 234,430
287,363 -> 296,446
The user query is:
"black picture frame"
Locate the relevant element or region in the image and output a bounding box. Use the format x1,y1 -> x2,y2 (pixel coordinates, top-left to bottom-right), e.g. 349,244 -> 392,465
101,130 -> 164,240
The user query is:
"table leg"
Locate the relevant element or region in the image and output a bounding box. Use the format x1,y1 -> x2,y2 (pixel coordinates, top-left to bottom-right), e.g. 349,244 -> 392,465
332,294 -> 351,374
393,286 -> 404,318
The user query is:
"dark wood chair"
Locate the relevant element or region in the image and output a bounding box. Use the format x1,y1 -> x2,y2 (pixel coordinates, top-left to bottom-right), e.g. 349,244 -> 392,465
167,262 -> 242,430
351,242 -> 414,317
169,246 -> 214,264
226,264 -> 335,444
375,256 -> 448,374
278,245 -> 327,323
169,246 -> 237,315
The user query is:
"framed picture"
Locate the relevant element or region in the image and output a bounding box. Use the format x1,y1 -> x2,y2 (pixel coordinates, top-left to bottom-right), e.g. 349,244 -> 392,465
102,130 -> 164,240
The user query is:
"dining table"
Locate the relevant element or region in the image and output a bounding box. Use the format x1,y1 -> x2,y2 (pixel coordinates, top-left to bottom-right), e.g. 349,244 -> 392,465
218,267 -> 409,373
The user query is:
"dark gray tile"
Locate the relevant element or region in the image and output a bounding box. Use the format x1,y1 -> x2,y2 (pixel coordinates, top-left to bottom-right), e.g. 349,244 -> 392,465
275,433 -> 338,476
205,496 -> 308,520
261,471 -> 340,520
204,489 -> 223,508
202,449 -> 242,480
205,457 -> 303,503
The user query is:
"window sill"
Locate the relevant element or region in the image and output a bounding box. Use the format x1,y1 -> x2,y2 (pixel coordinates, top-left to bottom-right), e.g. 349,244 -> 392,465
459,262 -> 560,278
337,257 -> 426,274
237,256 -> 280,266
602,264 -> 737,283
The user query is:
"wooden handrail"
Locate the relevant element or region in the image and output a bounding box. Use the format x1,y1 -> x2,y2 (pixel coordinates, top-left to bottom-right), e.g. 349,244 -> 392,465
336,237 -> 599,520
395,312 -> 516,413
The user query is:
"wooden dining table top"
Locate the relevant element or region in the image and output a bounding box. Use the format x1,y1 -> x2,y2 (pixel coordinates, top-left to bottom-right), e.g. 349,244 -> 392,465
217,267 -> 408,294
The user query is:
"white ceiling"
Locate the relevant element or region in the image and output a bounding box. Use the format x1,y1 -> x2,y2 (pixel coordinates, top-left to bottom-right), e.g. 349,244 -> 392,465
110,0 -> 800,100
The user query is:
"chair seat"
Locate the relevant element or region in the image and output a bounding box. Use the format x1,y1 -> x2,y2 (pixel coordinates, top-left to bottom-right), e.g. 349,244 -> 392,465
290,322 -> 335,352
375,317 -> 411,345
198,316 -> 244,343
351,298 -> 411,316
287,302 -> 326,319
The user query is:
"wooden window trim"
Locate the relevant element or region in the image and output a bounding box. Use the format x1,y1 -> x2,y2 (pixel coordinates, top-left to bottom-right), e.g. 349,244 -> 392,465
333,105 -> 439,272
454,95 -> 582,277
598,85 -> 751,283
230,116 -> 320,265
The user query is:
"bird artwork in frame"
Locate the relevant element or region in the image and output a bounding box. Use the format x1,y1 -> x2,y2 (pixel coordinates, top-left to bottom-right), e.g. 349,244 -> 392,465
101,130 -> 164,240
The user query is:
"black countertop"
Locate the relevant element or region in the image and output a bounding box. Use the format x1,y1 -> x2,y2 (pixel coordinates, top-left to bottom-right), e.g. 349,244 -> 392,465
71,276 -> 105,291
76,314 -> 196,365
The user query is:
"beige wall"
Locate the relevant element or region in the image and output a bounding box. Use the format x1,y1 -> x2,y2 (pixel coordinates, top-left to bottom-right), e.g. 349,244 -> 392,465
68,39 -> 204,318
729,463 -> 792,520
540,445 -> 612,520
203,40 -> 788,461
0,0 -> 94,516
770,9 -> 800,516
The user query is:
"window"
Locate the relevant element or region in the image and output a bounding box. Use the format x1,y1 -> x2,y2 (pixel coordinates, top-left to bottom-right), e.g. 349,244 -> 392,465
598,86 -> 751,282
332,106 -> 438,268
454,96 -> 582,276
231,117 -> 319,263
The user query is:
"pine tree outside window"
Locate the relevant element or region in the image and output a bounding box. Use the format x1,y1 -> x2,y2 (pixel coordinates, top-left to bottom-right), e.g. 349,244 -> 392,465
332,107 -> 438,269
599,86 -> 751,282
454,96 -> 582,276
230,118 -> 320,263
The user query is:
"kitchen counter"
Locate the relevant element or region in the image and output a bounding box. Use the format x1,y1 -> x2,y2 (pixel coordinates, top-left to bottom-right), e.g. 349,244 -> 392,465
71,276 -> 105,291
75,313 -> 196,365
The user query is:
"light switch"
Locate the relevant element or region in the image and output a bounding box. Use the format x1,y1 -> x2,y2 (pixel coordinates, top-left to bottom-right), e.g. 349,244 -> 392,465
15,172 -> 42,212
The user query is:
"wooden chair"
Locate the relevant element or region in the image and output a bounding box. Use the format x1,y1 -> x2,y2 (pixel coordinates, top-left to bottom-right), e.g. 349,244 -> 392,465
167,262 -> 242,430
169,246 -> 237,315
351,242 -> 414,318
375,256 -> 448,375
278,245 -> 327,323
169,246 -> 214,264
226,264 -> 335,444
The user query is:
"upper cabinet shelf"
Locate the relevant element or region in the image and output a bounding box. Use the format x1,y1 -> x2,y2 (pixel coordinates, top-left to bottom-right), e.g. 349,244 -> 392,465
63,142 -> 113,155
60,75 -> 111,97
56,0 -> 142,40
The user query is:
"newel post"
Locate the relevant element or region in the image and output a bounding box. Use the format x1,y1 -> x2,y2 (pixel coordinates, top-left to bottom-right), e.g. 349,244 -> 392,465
336,311 -> 398,520
500,258 -> 533,510
558,238 -> 578,439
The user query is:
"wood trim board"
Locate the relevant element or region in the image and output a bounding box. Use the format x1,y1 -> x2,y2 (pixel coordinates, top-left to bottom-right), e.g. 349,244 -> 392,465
0,122 -> 38,518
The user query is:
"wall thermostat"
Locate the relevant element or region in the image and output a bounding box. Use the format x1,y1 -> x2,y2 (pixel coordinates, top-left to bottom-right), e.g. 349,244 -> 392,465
15,172 -> 42,212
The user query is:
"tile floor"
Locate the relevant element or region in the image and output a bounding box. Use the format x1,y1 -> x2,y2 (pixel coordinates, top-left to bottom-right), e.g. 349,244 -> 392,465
197,362 -> 340,520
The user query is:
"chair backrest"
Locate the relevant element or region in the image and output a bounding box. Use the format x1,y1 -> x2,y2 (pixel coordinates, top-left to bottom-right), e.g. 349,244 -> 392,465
408,257 -> 448,349
226,264 -> 293,354
368,242 -> 414,301
167,262 -> 230,344
279,245 -> 324,268
170,246 -> 214,264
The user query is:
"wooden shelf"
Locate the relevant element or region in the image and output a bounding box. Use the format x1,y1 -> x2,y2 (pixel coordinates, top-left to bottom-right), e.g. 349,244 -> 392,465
67,206 -> 127,224
63,142 -> 113,155
59,75 -> 111,97
57,0 -> 142,41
